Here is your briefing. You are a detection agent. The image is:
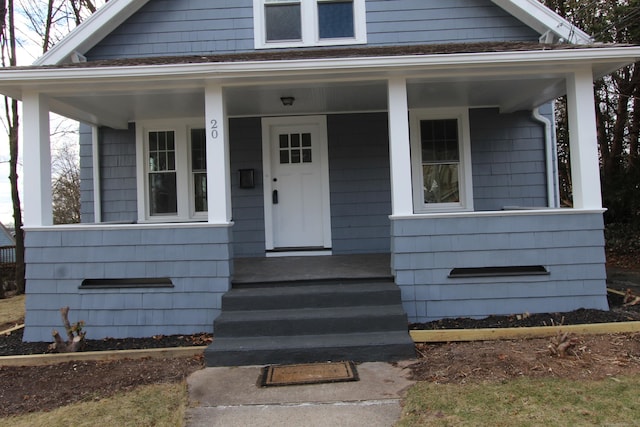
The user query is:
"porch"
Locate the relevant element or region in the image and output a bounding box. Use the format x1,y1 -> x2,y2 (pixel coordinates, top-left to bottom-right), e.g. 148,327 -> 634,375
8,44 -> 632,342
233,253 -> 391,284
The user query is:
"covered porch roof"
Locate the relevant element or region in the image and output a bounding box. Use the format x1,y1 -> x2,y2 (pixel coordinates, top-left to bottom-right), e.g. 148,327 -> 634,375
0,43 -> 638,129
1,42 -> 639,228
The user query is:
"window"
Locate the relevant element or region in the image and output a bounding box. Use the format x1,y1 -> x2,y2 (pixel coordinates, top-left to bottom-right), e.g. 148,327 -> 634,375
255,0 -> 366,48
137,121 -> 207,221
410,108 -> 473,212
148,131 -> 177,215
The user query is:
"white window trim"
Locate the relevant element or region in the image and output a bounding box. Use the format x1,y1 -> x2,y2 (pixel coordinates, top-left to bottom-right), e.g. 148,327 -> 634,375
409,108 -> 474,213
136,118 -> 206,222
253,0 -> 367,49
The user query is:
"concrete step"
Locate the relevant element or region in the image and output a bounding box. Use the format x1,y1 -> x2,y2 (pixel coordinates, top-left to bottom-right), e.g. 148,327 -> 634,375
204,331 -> 416,366
223,280 -> 400,311
205,278 -> 415,367
214,305 -> 408,337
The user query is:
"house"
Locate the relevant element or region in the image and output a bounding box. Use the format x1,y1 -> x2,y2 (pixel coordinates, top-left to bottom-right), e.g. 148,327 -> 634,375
0,222 -> 15,264
0,0 -> 639,363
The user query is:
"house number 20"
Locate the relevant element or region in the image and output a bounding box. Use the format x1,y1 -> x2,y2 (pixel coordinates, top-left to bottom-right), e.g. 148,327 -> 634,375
210,119 -> 219,139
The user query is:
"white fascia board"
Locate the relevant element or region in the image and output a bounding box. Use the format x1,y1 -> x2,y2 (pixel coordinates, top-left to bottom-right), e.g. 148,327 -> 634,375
34,0 -> 150,66
9,47 -> 640,87
492,0 -> 592,45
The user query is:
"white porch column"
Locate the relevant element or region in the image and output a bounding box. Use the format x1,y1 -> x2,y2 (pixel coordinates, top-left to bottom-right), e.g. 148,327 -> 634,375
566,66 -> 602,209
387,77 -> 414,216
204,83 -> 232,223
22,91 -> 52,227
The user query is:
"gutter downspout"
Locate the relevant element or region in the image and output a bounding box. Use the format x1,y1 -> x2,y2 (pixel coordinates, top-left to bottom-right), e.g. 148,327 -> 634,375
533,106 -> 560,208
91,125 -> 102,223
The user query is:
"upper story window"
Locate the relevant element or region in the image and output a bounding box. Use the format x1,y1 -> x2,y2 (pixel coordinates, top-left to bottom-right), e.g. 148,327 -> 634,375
254,0 -> 366,49
410,108 -> 474,213
137,120 -> 207,222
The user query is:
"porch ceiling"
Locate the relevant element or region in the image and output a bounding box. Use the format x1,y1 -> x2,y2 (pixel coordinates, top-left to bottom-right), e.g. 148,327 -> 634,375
44,74 -> 566,128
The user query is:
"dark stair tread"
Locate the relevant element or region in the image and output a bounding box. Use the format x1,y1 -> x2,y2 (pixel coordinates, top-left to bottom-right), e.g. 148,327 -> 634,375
209,331 -> 414,350
204,331 -> 416,366
227,280 -> 398,295
215,304 -> 407,322
222,282 -> 401,310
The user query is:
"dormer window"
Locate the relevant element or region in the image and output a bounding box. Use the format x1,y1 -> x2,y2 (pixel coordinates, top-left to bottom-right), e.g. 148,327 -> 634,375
255,0 -> 366,48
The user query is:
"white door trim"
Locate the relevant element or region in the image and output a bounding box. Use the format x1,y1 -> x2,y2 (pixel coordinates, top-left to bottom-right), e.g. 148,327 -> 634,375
261,115 -> 332,251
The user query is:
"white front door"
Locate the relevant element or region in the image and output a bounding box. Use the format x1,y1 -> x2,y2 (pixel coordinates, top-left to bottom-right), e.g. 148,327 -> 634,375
262,116 -> 332,251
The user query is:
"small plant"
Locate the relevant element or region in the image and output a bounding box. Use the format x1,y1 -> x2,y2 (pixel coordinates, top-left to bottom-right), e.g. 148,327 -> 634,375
49,306 -> 86,353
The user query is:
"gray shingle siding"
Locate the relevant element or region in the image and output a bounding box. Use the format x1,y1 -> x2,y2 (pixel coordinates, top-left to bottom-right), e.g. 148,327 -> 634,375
366,0 -> 540,45
229,117 -> 266,257
87,0 -> 255,60
23,225 -> 232,341
79,123 -> 95,223
391,212 -> 608,322
470,108 -> 548,210
328,113 -> 391,254
99,125 -> 138,222
86,0 -> 541,60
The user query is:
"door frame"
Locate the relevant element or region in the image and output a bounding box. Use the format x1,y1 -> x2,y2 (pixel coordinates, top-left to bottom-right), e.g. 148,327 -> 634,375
261,115 -> 332,252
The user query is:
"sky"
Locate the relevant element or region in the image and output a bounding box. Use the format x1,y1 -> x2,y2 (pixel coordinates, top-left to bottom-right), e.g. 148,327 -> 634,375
0,2 -> 107,227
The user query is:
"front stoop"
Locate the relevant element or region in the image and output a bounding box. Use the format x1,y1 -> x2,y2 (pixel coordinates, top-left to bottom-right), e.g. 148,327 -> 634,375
204,279 -> 416,366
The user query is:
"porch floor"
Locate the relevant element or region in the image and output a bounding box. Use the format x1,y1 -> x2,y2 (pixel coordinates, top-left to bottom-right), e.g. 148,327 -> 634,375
232,253 -> 392,284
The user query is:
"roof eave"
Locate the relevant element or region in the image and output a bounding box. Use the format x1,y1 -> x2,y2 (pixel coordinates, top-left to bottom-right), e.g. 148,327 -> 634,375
491,0 -> 593,44
10,47 -> 640,88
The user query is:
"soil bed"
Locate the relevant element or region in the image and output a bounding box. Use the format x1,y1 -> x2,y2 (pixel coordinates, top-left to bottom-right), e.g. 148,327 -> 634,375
410,291 -> 640,330
0,329 -> 212,357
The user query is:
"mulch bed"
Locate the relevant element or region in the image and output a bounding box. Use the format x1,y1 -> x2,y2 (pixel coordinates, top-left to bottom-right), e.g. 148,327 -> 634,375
410,293 -> 640,330
0,330 -> 212,357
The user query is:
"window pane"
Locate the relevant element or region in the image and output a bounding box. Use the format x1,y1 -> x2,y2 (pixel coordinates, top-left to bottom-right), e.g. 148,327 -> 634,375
266,4 -> 301,41
280,150 -> 290,164
279,134 -> 289,148
421,119 -> 459,162
191,129 -> 207,171
149,173 -> 177,215
291,149 -> 301,163
302,148 -> 312,163
194,172 -> 207,212
291,133 -> 300,147
318,1 -> 354,39
423,164 -> 460,204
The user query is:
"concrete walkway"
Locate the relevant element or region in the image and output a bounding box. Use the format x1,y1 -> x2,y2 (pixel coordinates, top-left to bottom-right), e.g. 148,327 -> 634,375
185,361 -> 416,426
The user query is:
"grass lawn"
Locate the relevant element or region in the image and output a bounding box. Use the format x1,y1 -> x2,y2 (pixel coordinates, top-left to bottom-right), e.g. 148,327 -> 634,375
1,382 -> 189,427
0,294 -> 24,327
397,375 -> 640,426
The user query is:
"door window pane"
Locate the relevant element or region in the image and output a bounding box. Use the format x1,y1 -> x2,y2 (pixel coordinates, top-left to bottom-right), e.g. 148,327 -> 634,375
266,3 -> 301,41
318,1 -> 354,39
